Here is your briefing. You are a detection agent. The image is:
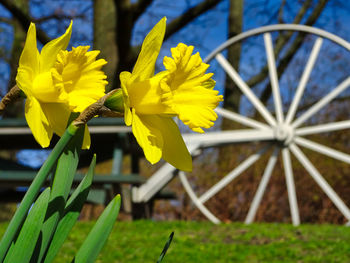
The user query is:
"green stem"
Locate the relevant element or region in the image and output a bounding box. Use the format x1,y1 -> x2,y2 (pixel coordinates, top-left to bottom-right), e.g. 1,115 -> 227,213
0,123 -> 79,261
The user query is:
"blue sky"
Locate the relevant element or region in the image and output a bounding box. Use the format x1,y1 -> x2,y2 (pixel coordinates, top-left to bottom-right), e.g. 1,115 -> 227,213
0,0 -> 349,167
0,0 -> 349,96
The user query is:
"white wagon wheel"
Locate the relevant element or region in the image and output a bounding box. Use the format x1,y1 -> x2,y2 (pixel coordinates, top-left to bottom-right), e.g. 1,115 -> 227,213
178,24 -> 350,225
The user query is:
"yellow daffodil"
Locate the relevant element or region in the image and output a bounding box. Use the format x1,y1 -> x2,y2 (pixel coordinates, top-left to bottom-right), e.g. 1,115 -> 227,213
161,43 -> 221,133
16,21 -> 107,148
120,17 -> 222,171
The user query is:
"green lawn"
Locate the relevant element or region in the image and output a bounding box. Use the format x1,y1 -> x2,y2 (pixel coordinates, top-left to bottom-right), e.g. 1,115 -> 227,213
1,220 -> 350,262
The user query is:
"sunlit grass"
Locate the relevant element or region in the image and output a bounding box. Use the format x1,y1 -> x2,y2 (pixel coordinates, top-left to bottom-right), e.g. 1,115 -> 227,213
1,220 -> 349,262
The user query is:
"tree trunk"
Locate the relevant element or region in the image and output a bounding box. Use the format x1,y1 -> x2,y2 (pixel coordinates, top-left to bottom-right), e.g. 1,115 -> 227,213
223,0 -> 244,114
93,0 -> 118,91
4,0 -> 28,117
218,0 -> 243,173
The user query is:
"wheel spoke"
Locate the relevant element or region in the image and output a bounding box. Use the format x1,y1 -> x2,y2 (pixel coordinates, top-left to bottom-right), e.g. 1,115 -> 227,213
290,144 -> 350,220
215,53 -> 276,126
198,145 -> 270,204
282,148 -> 300,226
292,76 -> 350,128
215,107 -> 270,130
295,136 -> 350,164
182,129 -> 274,148
264,33 -> 284,123
296,120 -> 350,136
286,37 -> 323,124
245,147 -> 279,224
132,143 -> 201,203
179,171 -> 221,224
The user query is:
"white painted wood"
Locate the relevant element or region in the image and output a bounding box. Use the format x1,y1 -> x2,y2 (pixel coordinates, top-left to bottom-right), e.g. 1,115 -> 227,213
0,126 -> 131,135
198,146 -> 270,204
215,53 -> 277,126
296,120 -> 350,136
182,129 -> 274,147
282,148 -> 300,226
264,33 -> 284,123
286,38 -> 323,124
292,77 -> 350,128
179,171 -> 221,224
295,136 -> 350,164
215,107 -> 270,130
205,24 -> 350,63
290,144 -> 350,220
245,147 -> 279,224
132,143 -> 200,203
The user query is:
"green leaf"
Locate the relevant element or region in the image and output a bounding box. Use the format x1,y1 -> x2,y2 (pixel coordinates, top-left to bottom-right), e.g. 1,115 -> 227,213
157,232 -> 174,263
35,113 -> 85,262
43,155 -> 96,263
0,123 -> 79,262
3,188 -> 51,263
72,195 -> 121,263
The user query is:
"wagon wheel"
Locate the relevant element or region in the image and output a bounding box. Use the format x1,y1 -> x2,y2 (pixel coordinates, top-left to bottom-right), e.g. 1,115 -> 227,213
178,24 -> 350,225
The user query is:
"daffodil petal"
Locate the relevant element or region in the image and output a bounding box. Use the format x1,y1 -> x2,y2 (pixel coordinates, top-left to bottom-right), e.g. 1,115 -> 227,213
120,71 -> 133,126
25,98 -> 52,148
32,71 -> 64,103
19,23 -> 39,78
82,125 -> 91,150
40,21 -> 72,72
131,17 -> 166,82
128,71 -> 169,115
156,117 -> 192,171
68,89 -> 104,112
16,67 -> 34,97
41,102 -> 70,136
132,111 -> 163,164
167,86 -> 221,132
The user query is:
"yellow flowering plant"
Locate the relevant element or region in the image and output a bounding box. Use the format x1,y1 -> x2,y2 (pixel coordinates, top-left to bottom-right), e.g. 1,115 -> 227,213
16,21 -> 107,149
120,17 -> 223,171
0,17 -> 222,262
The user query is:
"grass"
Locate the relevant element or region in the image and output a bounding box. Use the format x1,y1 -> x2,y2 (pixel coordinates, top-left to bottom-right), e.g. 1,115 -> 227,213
1,220 -> 350,262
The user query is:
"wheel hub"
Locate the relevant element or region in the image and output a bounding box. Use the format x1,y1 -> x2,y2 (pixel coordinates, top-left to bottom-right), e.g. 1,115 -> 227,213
273,123 -> 294,146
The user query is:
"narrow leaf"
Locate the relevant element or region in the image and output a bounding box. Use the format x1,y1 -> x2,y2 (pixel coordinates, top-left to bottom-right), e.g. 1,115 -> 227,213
43,155 -> 96,263
72,195 -> 121,263
157,232 -> 174,263
36,113 -> 85,262
4,188 -> 51,263
0,123 -> 79,262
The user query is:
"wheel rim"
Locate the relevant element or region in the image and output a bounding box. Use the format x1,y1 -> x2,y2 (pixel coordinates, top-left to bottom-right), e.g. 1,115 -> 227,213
179,24 -> 350,225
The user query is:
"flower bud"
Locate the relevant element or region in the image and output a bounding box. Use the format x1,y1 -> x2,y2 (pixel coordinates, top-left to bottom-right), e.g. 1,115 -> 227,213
104,88 -> 124,114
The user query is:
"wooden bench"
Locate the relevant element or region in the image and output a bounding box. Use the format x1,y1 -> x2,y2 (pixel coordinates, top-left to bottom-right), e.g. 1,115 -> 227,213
0,171 -> 144,202
0,117 -> 176,217
0,117 -> 141,205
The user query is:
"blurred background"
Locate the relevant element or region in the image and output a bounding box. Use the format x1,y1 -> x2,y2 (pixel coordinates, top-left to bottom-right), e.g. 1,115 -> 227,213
0,0 -> 350,223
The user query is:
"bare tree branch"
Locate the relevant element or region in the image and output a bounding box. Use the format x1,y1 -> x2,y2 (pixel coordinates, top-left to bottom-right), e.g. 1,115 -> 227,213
164,0 -> 223,41
33,13 -> 85,23
258,0 -> 330,106
131,0 -> 154,23
0,17 -> 12,24
246,0 -> 313,88
278,0 -> 286,23
0,0 -> 51,44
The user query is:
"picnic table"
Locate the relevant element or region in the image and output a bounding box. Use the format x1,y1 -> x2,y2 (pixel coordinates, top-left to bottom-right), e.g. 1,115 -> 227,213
0,117 -> 174,218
